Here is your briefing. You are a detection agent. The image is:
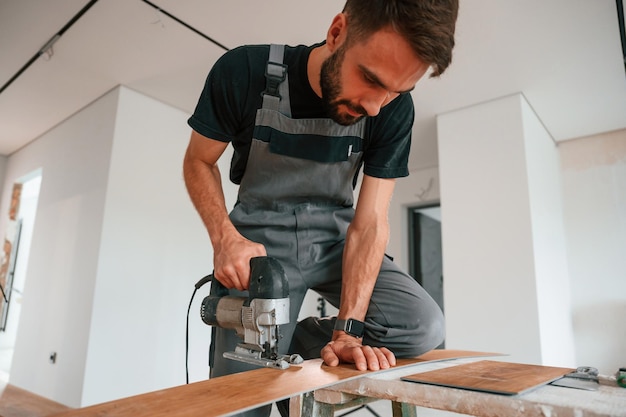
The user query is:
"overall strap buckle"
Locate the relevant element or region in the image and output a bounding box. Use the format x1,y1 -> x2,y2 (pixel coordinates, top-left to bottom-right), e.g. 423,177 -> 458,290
263,61 -> 288,99
261,44 -> 291,116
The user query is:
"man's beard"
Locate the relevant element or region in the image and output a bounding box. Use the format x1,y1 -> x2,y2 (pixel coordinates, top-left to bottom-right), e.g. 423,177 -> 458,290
319,46 -> 367,126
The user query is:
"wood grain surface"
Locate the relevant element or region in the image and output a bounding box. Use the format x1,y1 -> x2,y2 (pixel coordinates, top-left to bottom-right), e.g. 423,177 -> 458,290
48,349 -> 497,417
402,360 -> 574,395
0,381 -> 70,417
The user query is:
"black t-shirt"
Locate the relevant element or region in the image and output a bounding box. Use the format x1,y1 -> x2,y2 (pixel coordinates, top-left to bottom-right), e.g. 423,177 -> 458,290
188,43 -> 414,185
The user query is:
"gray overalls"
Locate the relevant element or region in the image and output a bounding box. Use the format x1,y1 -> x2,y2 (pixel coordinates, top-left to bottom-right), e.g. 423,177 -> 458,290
210,45 -> 444,416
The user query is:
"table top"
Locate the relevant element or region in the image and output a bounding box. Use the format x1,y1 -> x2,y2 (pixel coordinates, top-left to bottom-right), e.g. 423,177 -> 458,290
320,358 -> 626,417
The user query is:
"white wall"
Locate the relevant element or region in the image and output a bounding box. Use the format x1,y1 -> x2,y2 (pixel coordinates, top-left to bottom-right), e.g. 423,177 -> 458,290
0,87 -> 242,407
4,89 -> 119,406
81,87 -> 224,405
429,93 -> 574,366
559,129 -> 626,375
520,98 -> 576,366
388,102 -> 624,375
436,94 -> 542,365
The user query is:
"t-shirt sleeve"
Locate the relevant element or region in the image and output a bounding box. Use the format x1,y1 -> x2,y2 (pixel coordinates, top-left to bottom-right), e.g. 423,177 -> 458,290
187,47 -> 251,142
362,93 -> 414,179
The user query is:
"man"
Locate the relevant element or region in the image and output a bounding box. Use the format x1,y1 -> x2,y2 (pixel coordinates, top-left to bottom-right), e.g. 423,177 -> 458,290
184,0 -> 457,413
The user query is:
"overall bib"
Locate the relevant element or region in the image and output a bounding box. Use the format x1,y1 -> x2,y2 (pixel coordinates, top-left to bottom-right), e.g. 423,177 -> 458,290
209,46 -> 444,416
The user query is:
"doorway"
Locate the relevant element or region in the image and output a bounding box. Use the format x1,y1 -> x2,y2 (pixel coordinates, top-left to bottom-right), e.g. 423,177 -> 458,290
408,204 -> 444,348
0,170 -> 42,378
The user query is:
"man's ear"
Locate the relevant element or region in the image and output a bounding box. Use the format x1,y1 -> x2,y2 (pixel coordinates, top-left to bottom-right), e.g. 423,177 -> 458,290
326,13 -> 348,52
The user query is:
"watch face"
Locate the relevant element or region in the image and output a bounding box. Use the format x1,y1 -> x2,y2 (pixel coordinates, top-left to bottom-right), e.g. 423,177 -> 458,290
347,319 -> 365,337
336,318 -> 365,338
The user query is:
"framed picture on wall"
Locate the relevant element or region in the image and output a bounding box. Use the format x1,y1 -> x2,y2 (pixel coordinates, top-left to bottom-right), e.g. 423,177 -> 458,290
0,220 -> 22,331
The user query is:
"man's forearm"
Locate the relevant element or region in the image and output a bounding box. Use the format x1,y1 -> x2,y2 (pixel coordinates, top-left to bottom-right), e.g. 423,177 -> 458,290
335,175 -> 396,331
338,219 -> 389,323
183,149 -> 237,247
321,210 -> 397,370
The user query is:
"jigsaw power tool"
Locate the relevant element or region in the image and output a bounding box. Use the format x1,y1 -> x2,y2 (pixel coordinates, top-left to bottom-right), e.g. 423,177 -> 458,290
200,256 -> 303,369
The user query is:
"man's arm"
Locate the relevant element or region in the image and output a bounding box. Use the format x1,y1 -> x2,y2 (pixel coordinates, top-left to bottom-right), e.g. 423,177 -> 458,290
321,174 -> 397,371
183,131 -> 266,290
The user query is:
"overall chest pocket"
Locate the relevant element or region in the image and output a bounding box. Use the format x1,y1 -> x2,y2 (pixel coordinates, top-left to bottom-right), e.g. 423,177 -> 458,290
254,125 -> 362,163
253,108 -> 366,164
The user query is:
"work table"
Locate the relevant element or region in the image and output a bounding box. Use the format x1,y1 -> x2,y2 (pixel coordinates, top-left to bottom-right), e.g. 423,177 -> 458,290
305,358 -> 625,417
49,351 -> 626,417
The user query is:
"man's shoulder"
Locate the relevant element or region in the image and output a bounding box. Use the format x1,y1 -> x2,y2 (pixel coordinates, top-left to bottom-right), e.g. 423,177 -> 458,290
370,92 -> 414,127
216,44 -> 269,69
220,43 -> 312,64
213,44 -> 309,78
387,92 -> 414,113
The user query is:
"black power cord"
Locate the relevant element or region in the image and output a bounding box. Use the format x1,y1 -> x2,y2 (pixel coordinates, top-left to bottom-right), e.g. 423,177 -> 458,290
185,274 -> 212,384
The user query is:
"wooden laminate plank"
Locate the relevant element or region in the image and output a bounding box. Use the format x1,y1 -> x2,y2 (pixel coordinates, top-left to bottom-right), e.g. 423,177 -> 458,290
402,360 -> 574,395
0,382 -> 70,417
48,350 -> 497,417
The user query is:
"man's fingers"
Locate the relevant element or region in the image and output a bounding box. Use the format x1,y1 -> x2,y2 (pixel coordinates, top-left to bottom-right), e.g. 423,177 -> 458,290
321,342 -> 340,367
371,347 -> 393,369
379,347 -> 396,367
215,262 -> 250,291
354,345 -> 373,371
349,346 -> 397,371
213,239 -> 266,291
321,337 -> 397,372
351,346 -> 368,371
232,261 -> 251,290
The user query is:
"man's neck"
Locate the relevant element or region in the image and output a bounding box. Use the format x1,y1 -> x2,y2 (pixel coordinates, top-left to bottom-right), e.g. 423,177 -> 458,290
307,44 -> 329,98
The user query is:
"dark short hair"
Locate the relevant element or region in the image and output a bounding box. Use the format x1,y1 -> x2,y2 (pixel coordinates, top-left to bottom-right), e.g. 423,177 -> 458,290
342,0 -> 459,77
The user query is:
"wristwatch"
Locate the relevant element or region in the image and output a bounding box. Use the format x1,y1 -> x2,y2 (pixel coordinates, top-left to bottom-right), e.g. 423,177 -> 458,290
334,318 -> 365,338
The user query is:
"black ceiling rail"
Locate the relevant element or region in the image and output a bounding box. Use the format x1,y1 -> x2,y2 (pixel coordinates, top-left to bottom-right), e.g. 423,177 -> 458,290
617,0 -> 626,73
0,0 -> 229,97
0,0 -> 100,95
140,0 -> 229,52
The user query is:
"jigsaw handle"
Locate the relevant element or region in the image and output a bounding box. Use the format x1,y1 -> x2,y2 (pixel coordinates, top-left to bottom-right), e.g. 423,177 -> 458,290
249,256 -> 289,300
200,256 -> 289,326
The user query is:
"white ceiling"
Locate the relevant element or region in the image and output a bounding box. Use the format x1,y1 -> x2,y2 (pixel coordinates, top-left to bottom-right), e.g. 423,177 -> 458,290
1,0 -> 625,171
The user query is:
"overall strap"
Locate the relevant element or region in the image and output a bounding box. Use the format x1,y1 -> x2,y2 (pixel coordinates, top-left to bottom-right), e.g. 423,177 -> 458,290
261,44 -> 292,117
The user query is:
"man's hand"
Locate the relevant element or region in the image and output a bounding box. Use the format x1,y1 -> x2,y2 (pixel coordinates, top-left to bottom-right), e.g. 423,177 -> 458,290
321,333 -> 396,371
184,132 -> 267,292
213,233 -> 266,291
